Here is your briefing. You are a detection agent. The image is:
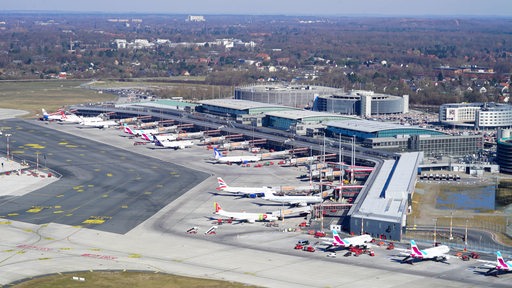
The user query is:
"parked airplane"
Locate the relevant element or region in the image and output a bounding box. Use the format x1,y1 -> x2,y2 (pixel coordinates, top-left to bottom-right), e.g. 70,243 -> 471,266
322,229 -> 373,249
155,139 -> 194,150
42,108 -> 83,123
213,148 -> 261,164
213,202 -> 278,223
41,108 -> 63,121
261,190 -> 323,207
216,177 -> 273,198
123,124 -> 160,137
401,240 -> 450,264
78,119 -> 118,129
479,251 -> 512,276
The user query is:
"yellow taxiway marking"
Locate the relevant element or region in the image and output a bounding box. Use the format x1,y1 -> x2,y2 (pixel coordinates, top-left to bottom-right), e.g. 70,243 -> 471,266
2,249 -> 15,253
23,229 -> 33,233
88,184 -> 94,187
170,171 -> 177,175
44,237 -> 54,241
7,213 -> 19,217
106,173 -> 113,177
26,207 -> 42,213
0,221 -> 12,225
56,194 -> 64,198
54,205 -> 61,209
90,248 -> 101,251
83,219 -> 105,224
53,211 -> 64,214
128,254 -> 141,258
121,205 -> 128,209
24,144 -> 46,149
72,225 -> 82,228
66,214 -> 74,217
102,194 -> 109,198
59,248 -> 71,251
38,257 -> 51,260
144,191 -> 152,195
58,141 -> 68,145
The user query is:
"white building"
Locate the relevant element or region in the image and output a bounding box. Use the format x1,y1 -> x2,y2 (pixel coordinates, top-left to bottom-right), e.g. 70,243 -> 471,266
440,102 -> 512,129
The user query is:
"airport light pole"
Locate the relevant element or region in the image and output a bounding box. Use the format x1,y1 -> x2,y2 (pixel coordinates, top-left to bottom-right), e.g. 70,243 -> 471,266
433,218 -> 437,245
464,218 -> 468,251
5,133 -> 11,161
449,211 -> 454,240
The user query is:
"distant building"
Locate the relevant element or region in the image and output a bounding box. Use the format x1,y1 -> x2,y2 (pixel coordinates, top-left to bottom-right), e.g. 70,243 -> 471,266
440,102 -> 512,129
187,15 -> 206,22
497,129 -> 512,174
114,39 -> 127,49
235,84 -> 341,108
313,90 -> 409,117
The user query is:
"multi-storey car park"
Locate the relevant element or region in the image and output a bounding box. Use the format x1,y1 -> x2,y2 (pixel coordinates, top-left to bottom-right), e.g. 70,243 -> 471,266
440,102 -> 512,129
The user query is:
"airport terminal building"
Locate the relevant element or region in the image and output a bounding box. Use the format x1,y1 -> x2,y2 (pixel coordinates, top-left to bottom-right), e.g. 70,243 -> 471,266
349,152 -> 422,240
313,90 -> 409,117
324,119 -> 482,157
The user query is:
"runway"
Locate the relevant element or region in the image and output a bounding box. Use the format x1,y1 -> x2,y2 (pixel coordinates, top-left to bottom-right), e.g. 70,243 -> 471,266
0,119 -> 209,234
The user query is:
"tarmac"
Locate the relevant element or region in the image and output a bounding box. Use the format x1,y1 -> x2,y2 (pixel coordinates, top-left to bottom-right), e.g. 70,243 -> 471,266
0,109 -> 510,287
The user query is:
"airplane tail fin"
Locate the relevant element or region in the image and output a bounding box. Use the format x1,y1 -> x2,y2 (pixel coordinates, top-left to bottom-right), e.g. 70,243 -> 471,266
213,148 -> 222,159
497,251 -> 509,269
42,108 -> 49,120
217,177 -> 228,190
331,229 -> 344,244
141,133 -> 153,142
124,125 -> 133,134
214,202 -> 222,213
410,240 -> 422,257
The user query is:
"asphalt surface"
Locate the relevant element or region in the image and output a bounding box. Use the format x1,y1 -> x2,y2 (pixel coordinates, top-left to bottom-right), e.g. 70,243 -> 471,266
0,118 -> 209,234
0,115 -> 511,287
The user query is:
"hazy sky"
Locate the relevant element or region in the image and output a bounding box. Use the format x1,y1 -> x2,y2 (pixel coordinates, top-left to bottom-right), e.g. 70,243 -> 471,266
2,0 -> 512,16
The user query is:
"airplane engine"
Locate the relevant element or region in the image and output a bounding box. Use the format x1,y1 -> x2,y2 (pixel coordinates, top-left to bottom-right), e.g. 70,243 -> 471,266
248,193 -> 257,198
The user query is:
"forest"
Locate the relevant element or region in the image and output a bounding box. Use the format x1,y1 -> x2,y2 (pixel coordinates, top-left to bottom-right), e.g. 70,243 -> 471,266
0,13 -> 510,106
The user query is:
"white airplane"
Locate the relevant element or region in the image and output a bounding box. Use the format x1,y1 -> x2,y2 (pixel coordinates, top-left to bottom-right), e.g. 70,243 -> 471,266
123,124 -> 160,137
216,177 -> 273,198
42,108 -> 63,121
155,139 -> 194,150
261,190 -> 323,207
42,109 -> 83,123
213,148 -> 261,164
401,240 -> 450,264
213,202 -> 278,223
479,251 -> 512,276
322,229 -> 373,249
78,119 -> 118,129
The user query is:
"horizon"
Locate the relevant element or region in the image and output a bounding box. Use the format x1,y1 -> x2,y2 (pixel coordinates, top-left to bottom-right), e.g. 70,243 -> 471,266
2,0 -> 512,17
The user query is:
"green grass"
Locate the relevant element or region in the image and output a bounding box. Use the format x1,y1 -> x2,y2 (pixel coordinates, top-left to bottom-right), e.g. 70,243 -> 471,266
0,80 -> 116,117
11,271 -> 260,288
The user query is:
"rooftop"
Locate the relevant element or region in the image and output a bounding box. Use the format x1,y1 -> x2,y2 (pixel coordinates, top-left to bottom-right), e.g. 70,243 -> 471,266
326,119 -> 430,133
351,152 -> 422,222
198,99 -> 297,111
265,110 -> 356,121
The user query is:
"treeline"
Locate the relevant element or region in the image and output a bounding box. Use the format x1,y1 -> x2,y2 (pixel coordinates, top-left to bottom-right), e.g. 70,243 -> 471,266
0,14 -> 510,106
